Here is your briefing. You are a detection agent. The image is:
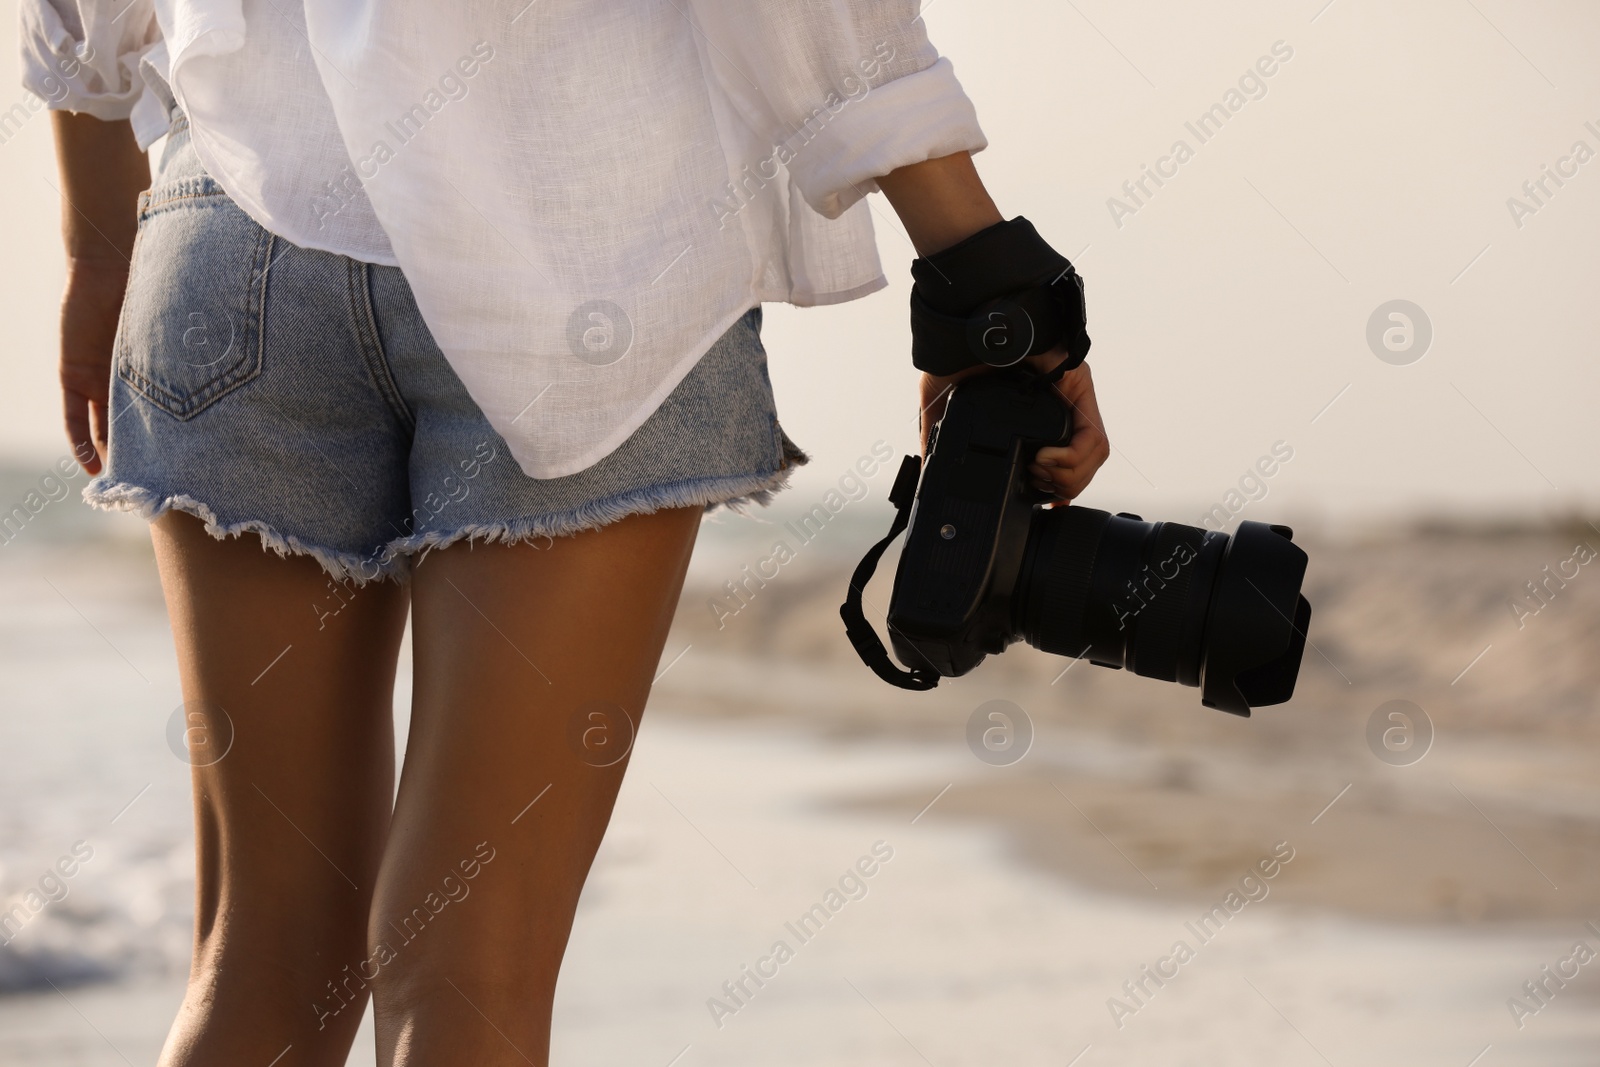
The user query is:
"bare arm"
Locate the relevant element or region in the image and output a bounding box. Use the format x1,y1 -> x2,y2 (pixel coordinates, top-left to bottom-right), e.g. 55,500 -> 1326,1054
51,110 -> 150,474
874,151 -> 1003,257
875,150 -> 1111,502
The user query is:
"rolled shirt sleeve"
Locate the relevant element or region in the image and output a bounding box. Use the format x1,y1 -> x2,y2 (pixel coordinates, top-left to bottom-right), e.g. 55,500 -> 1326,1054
19,0 -> 162,122
687,0 -> 987,218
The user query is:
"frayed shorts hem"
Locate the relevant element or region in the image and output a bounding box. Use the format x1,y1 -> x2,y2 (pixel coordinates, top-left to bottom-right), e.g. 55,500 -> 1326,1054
84,481 -> 395,584
84,453 -> 808,586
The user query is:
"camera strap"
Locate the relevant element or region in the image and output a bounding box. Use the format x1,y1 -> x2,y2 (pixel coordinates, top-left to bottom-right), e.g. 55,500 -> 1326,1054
839,454 -> 941,691
909,217 -> 1091,377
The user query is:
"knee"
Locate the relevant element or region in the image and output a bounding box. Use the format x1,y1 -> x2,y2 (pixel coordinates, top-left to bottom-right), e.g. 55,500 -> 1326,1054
164,948 -> 372,1067
305,953 -> 383,1034
363,920 -> 560,1016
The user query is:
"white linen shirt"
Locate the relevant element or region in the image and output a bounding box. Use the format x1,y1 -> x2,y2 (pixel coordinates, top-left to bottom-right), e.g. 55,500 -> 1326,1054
20,0 -> 987,478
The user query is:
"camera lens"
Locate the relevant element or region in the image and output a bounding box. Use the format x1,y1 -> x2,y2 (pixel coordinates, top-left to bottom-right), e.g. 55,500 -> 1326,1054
1015,507 -> 1311,715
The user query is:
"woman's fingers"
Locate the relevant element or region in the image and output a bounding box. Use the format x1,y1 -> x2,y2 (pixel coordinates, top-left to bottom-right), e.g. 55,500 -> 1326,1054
61,363 -> 109,475
62,398 -> 106,478
1032,359 -> 1110,501
1027,463 -> 1058,498
1036,436 -> 1110,500
1033,457 -> 1094,501
59,265 -> 126,476
62,390 -> 101,476
923,356 -> 1110,502
1036,421 -> 1109,479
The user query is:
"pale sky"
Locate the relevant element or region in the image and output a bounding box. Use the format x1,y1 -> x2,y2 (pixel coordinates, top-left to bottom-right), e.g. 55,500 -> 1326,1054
3,1 -> 1596,529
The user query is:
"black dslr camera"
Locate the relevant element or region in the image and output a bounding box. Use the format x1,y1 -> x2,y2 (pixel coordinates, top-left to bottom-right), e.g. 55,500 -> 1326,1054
841,218 -> 1311,715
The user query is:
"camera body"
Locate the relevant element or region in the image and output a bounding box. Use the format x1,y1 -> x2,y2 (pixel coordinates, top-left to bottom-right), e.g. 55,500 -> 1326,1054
883,368 -> 1312,715
888,369 -> 1067,676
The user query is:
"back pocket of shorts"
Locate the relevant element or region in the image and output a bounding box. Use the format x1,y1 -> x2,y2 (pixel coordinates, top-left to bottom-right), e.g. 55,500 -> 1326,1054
116,177 -> 273,420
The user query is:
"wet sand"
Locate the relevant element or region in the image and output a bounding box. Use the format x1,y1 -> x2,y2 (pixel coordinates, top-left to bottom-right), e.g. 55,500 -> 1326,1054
664,519 -> 1600,928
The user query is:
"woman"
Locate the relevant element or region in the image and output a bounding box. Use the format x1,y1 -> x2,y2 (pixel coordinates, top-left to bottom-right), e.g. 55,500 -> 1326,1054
24,1 -> 1109,1062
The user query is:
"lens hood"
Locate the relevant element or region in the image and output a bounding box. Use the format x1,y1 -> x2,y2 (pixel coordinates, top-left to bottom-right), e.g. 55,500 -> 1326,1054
1198,521 -> 1312,715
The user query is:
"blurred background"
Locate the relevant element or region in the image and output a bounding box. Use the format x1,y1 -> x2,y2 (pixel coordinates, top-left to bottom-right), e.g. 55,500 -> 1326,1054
3,1 -> 1599,1064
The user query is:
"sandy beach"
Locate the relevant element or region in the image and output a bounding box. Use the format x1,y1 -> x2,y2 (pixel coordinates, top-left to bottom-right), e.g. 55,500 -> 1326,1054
667,513 -> 1600,928
2,487 -> 1596,1065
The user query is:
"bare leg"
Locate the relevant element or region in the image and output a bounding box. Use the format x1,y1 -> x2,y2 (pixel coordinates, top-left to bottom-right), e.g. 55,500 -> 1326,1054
370,506 -> 701,1066
149,512 -> 409,1066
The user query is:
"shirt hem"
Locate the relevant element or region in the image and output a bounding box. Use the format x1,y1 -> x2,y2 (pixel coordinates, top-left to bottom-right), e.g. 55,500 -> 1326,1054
499,269 -> 887,480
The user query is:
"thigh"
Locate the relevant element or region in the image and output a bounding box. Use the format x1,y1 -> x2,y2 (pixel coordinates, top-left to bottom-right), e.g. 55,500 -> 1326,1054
150,511 -> 408,1054
369,505 -> 700,1055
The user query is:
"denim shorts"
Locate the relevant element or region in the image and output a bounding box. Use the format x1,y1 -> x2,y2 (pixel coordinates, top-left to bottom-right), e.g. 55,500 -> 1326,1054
88,106 -> 808,583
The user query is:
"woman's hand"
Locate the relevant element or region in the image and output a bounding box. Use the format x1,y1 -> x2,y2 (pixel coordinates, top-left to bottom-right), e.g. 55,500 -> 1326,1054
48,111 -> 150,476
918,352 -> 1110,503
60,258 -> 129,476
877,150 -> 1109,501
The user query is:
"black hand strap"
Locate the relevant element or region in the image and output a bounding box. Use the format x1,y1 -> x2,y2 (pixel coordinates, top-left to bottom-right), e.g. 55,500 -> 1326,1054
839,454 -> 940,691
909,217 -> 1091,377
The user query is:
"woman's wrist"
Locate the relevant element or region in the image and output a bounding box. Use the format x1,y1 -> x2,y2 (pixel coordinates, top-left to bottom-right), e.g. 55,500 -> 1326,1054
875,151 -> 1003,257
